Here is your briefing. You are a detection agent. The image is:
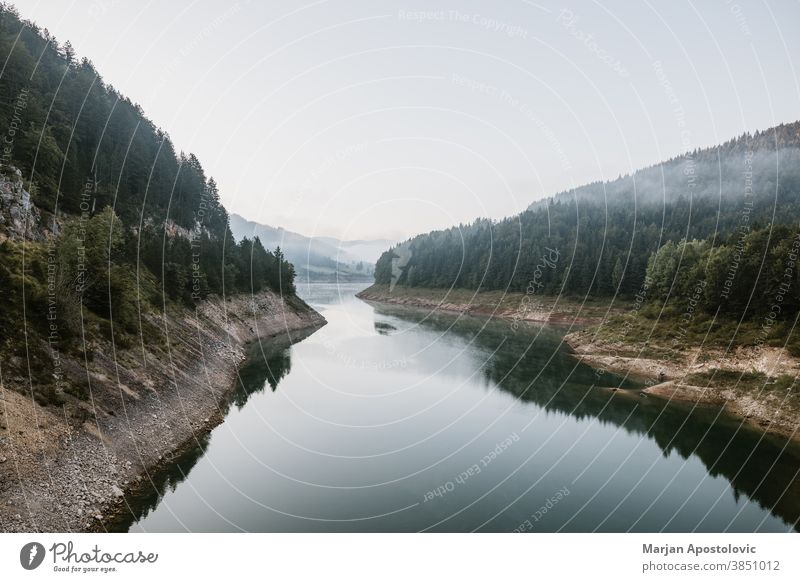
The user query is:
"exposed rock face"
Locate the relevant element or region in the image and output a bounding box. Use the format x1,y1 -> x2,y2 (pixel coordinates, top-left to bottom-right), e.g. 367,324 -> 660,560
0,165 -> 42,241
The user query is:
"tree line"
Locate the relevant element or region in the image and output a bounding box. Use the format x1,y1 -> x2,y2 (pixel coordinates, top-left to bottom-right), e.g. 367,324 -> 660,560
375,123 -> 800,325
0,4 -> 296,342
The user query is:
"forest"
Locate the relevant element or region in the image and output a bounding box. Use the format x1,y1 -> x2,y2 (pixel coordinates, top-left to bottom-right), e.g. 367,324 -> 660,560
0,5 -> 296,349
374,123 -> 800,328
0,4 -> 299,408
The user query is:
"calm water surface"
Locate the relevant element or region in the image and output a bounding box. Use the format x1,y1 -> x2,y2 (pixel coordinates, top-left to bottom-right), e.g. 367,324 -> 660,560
123,283 -> 800,532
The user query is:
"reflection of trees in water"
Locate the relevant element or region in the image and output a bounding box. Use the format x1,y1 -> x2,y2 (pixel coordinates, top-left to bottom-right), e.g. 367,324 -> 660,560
112,331 -> 309,532
374,304 -> 800,531
107,431 -> 213,532
232,341 -> 293,407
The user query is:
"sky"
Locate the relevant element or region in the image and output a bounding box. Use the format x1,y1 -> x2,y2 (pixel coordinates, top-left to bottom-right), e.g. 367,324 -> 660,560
13,0 -> 800,241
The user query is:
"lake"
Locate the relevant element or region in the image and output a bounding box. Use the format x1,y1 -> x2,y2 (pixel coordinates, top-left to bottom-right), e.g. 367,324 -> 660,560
123,283 -> 800,532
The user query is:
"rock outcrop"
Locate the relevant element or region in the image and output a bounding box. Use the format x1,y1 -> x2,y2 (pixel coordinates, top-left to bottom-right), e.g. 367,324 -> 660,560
0,165 -> 43,241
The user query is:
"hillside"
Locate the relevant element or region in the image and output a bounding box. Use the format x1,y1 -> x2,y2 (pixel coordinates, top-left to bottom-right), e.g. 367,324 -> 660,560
0,6 -> 303,364
363,121 -> 800,436
0,287 -> 324,532
370,121 -> 800,318
0,6 -> 297,313
0,5 -> 326,532
532,122 -> 800,210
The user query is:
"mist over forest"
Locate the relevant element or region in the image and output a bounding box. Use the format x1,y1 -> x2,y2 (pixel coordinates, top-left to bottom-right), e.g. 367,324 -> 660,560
375,124 -> 800,328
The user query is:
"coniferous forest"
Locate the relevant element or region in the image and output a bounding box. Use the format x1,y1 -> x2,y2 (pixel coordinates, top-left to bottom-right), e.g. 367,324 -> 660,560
0,5 -> 296,349
374,124 -> 800,328
4,0 -> 800,542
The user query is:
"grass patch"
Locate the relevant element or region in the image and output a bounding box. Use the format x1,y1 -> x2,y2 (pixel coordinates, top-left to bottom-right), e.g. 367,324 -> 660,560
684,368 -> 797,394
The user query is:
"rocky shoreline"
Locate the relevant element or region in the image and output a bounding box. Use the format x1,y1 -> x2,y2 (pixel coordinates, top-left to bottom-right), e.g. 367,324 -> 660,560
358,285 -> 799,443
356,284 -> 608,325
0,291 -> 325,532
564,328 -> 800,442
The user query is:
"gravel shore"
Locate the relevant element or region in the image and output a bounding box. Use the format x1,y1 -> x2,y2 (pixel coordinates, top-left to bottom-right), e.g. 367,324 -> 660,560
356,284 -> 608,325
0,291 -> 325,532
356,285 -> 799,442
565,329 -> 800,441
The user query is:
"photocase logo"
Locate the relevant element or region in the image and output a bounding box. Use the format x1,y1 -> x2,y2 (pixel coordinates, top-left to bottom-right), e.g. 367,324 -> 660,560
20,542 -> 46,570
390,242 -> 413,292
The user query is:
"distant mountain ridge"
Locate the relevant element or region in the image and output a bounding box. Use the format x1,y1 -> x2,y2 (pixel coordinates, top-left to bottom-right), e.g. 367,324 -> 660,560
530,121 -> 800,210
229,213 -> 394,282
371,120 -> 800,305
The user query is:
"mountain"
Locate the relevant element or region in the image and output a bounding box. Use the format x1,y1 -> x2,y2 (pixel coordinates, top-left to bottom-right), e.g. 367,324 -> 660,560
0,5 -> 305,398
530,122 -> 800,210
371,121 -> 800,327
229,213 -> 393,282
0,4 -> 327,533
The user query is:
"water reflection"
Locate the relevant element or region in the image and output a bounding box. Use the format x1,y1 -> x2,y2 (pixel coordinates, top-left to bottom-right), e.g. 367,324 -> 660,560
233,339 -> 294,403
371,303 -> 800,530
107,330 -> 311,531
121,285 -> 800,532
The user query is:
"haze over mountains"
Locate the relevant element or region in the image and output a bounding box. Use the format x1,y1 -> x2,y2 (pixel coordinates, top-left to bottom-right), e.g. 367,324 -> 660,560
373,121 -> 800,322
229,213 -> 394,283
530,124 -> 800,210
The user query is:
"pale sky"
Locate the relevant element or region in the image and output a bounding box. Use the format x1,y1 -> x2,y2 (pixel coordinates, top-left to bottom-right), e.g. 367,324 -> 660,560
14,0 -> 800,240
